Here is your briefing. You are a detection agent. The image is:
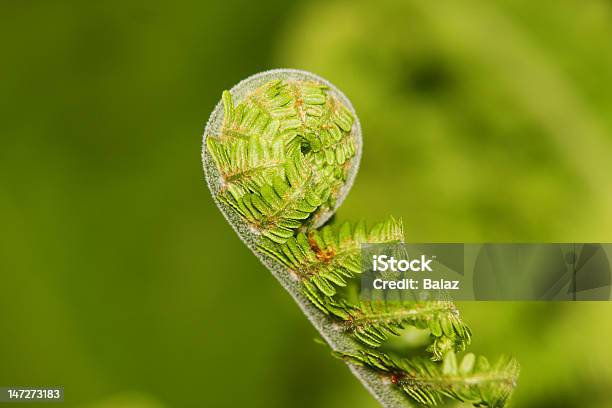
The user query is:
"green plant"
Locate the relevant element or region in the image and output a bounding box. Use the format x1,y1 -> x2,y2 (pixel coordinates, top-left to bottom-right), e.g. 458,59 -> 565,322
202,69 -> 518,407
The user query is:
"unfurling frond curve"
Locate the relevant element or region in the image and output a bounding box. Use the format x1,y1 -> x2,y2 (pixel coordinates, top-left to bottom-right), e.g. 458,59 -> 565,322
207,79 -> 357,243
204,72 -> 518,408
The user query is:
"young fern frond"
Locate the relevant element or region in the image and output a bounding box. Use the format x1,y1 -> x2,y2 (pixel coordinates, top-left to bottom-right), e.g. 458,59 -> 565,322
258,217 -> 403,297
258,217 -> 470,358
219,81 -> 290,142
344,300 -> 471,359
220,151 -> 332,243
339,350 -> 519,408
305,97 -> 357,210
206,136 -> 288,195
203,70 -> 518,408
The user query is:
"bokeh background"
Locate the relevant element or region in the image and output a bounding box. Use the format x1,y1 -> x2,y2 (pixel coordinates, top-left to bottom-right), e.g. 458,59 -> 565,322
2,1 -> 612,407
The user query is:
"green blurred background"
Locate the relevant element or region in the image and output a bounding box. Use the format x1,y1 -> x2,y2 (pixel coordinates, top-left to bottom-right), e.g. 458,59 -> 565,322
2,1 -> 612,407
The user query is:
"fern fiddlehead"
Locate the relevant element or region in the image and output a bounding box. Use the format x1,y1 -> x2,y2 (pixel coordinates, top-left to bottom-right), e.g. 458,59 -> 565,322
202,69 -> 518,407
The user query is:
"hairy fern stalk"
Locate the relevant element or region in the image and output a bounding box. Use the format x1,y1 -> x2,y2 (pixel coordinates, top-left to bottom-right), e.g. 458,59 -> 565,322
202,69 -> 518,407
